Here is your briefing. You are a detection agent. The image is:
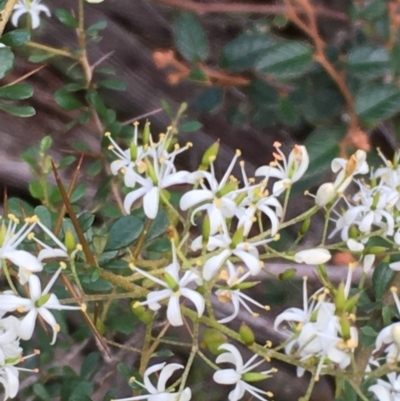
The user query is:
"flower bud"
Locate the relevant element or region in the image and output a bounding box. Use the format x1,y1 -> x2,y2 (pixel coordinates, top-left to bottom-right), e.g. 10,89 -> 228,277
278,268 -> 296,280
65,230 -> 76,254
239,323 -> 255,346
366,246 -> 388,255
315,183 -> 336,207
334,282 -> 346,314
231,226 -> 244,248
202,215 -> 210,244
242,372 -> 269,383
339,314 -> 351,341
130,301 -> 154,325
142,121 -> 151,145
163,272 -> 179,291
299,218 -> 310,236
200,140 -> 220,170
294,248 -> 331,265
202,328 -> 227,355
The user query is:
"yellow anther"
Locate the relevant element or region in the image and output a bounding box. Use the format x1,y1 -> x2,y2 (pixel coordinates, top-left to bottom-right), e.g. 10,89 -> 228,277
104,132 -> 111,137
76,244 -> 83,251
60,261 -> 67,269
235,149 -> 242,157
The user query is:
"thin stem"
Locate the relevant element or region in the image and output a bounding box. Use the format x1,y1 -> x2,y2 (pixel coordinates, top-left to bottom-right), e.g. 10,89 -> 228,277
26,41 -> 78,59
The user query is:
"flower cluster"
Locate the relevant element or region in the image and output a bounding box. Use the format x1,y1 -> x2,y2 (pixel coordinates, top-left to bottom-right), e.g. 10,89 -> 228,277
274,274 -> 358,379
0,215 -> 81,399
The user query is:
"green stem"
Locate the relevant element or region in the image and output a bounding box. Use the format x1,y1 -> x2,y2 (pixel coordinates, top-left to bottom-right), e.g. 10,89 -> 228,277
26,41 -> 78,59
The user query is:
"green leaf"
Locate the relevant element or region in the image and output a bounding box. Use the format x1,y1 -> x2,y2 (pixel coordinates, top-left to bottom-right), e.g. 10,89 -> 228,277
54,88 -> 83,111
220,34 -> 275,71
86,20 -> 107,35
33,383 -> 51,401
29,181 -> 43,200
0,83 -> 33,100
277,97 -> 300,126
35,206 -> 52,229
245,79 -> 279,107
174,12 -> 209,62
255,41 -> 313,79
146,210 -> 169,242
82,277 -> 113,292
0,103 -> 35,117
78,212 -> 95,232
146,237 -> 171,252
105,215 -> 144,251
80,352 -> 99,378
346,45 -> 390,79
192,87 -> 223,113
98,79 -> 127,91
55,8 -> 78,28
373,261 -> 394,300
355,84 -> 400,122
0,47 -> 14,79
359,0 -> 386,20
0,29 -> 30,46
180,121 -> 203,133
70,183 -> 87,203
360,325 -> 378,337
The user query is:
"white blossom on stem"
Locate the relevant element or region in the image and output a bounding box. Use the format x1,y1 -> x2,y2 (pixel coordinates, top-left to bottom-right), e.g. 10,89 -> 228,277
0,265 -> 82,344
215,262 -> 269,323
255,142 -> 309,196
132,244 -> 204,326
0,215 -> 41,285
294,248 -> 331,265
213,343 -> 275,401
369,372 -> 400,401
179,150 -> 244,235
112,362 -> 191,401
123,144 -> 192,218
12,0 -> 51,29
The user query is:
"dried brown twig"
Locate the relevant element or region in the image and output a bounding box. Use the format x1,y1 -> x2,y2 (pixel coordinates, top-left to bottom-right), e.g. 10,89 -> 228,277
154,0 -> 348,21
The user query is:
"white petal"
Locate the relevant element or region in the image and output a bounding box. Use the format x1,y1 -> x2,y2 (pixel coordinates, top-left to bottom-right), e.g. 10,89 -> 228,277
180,288 -> 205,317
29,10 -> 41,29
167,294 -> 183,326
255,166 -> 284,180
213,369 -> 241,385
19,310 -> 37,340
143,187 -> 160,219
11,9 -> 26,27
294,248 -> 331,265
203,250 -> 231,281
28,274 -> 42,300
157,363 -> 183,392
216,344 -> 244,371
179,190 -> 213,211
346,239 -> 364,252
123,187 -> 148,214
38,248 -> 68,261
233,249 -> 260,275
369,384 -> 392,401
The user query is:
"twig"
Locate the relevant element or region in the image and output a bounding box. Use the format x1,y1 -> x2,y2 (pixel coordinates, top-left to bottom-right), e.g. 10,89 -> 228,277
0,0 -> 19,36
154,0 -> 348,21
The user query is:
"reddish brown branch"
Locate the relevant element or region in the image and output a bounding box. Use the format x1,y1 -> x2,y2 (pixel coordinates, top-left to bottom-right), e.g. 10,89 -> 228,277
154,0 -> 348,21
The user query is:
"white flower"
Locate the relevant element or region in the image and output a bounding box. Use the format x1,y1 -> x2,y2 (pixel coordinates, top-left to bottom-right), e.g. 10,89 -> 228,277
113,362 -> 191,401
346,239 -> 375,273
133,245 -> 204,326
0,366 -> 19,400
369,372 -> 400,401
215,262 -> 269,323
294,248 -> 331,265
0,214 -> 41,285
255,143 -> 309,196
315,182 -> 336,207
124,146 -> 192,219
12,0 -> 51,29
179,151 -> 243,235
331,150 -> 369,193
192,223 -> 271,281
0,315 -> 22,366
213,343 -> 275,401
374,288 -> 400,364
0,266 -> 81,344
